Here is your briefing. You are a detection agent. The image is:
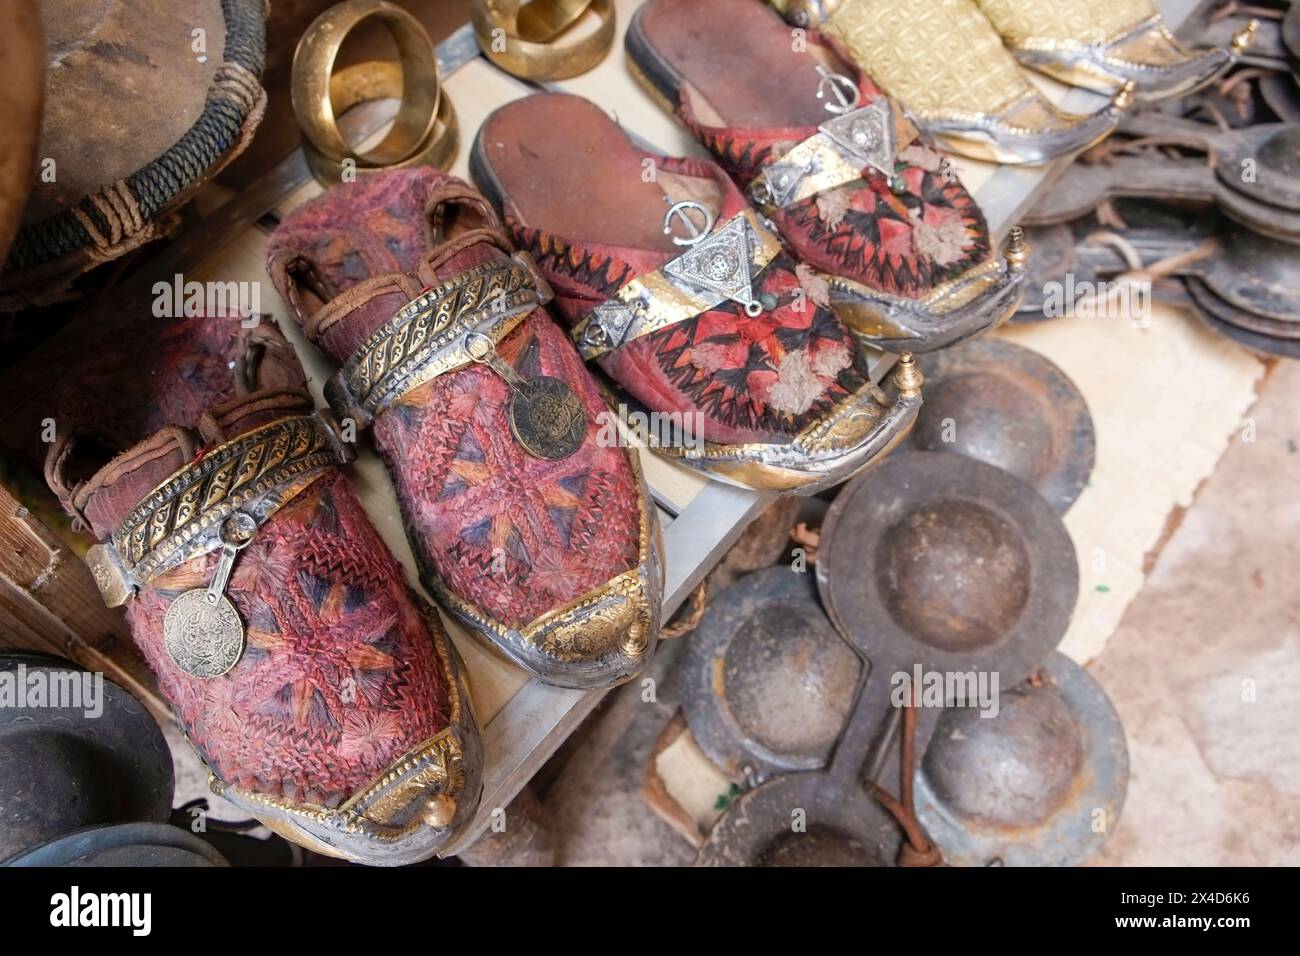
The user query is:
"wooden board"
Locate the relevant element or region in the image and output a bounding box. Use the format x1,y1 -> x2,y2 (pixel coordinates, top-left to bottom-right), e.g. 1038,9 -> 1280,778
0,480 -> 172,726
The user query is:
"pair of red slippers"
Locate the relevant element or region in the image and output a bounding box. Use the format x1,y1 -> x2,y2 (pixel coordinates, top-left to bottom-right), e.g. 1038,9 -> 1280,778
467,0 -> 1027,491
48,173 -> 660,865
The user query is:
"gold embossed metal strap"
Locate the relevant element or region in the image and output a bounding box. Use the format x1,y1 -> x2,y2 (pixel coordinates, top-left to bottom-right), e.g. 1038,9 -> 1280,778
86,414 -> 352,607
748,98 -> 918,211
571,209 -> 784,362
325,253 -> 552,427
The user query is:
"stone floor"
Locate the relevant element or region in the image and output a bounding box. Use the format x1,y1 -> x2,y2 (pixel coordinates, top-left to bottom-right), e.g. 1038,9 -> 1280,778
520,360 -> 1300,867
1090,359 -> 1300,866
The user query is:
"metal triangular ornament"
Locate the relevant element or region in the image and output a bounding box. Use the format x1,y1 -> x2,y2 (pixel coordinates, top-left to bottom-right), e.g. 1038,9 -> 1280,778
762,161 -> 809,207
662,216 -> 759,312
820,99 -> 896,177
586,300 -> 639,349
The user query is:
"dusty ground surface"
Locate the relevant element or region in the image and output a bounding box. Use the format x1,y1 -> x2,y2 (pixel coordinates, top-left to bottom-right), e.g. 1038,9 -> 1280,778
1091,359 -> 1300,866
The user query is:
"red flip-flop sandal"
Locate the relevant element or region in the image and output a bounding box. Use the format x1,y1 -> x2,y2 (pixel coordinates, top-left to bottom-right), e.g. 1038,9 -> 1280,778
625,0 -> 1029,352
471,92 -> 923,495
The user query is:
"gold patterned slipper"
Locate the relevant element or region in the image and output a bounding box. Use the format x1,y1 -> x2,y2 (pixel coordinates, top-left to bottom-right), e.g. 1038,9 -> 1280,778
975,0 -> 1257,102
770,0 -> 1132,165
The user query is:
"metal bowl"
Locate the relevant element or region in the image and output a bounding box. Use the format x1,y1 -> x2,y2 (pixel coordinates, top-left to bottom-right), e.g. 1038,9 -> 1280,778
911,339 -> 1096,513
4,822 -> 228,867
0,652 -> 174,863
914,651 -> 1128,866
681,566 -> 861,782
817,451 -> 1079,681
1186,278 -> 1300,359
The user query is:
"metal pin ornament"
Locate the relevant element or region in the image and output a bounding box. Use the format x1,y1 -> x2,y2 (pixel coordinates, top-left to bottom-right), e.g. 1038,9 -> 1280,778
463,331 -> 586,460
813,67 -> 908,193
163,510 -> 257,679
815,65 -> 861,115
662,197 -> 714,247
662,198 -> 765,317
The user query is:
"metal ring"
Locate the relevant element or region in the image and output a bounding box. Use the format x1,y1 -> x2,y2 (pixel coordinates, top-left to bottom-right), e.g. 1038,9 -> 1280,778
662,200 -> 713,247
472,0 -> 615,81
219,511 -> 258,548
302,61 -> 459,186
462,330 -> 495,362
815,67 -> 861,115
291,0 -> 441,166
513,0 -> 594,43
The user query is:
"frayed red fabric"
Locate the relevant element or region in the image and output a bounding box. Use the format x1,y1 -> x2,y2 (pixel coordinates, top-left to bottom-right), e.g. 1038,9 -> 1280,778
266,168 -> 643,630
37,317 -> 305,535
505,155 -> 872,448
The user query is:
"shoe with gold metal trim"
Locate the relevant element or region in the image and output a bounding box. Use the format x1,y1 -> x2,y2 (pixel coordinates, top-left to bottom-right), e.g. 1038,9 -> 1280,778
268,168 -> 662,689
471,92 -> 925,495
40,315 -> 481,866
974,0 -> 1257,102
625,0 -> 1029,352
764,0 -> 1132,165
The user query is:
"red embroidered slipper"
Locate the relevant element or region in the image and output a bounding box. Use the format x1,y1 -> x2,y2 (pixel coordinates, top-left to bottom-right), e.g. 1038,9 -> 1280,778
267,168 -> 662,690
470,93 -> 923,494
43,315 -> 481,866
625,0 -> 1029,353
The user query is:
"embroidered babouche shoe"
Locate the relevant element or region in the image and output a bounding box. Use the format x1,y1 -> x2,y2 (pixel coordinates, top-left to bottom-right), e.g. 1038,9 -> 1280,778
973,0 -> 1256,102
267,168 -> 662,689
765,0 -> 1133,165
42,316 -> 482,866
625,0 -> 1029,352
471,93 -> 926,495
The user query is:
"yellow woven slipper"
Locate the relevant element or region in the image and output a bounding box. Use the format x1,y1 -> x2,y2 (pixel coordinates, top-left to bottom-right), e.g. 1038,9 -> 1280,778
975,0 -> 1256,101
771,0 -> 1131,165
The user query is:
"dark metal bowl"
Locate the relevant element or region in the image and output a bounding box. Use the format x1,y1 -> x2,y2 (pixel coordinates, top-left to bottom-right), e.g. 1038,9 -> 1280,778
4,822 -> 228,867
0,652 -> 174,863
915,651 -> 1128,866
681,567 -> 860,782
1186,278 -> 1300,359
911,339 -> 1096,513
817,451 -> 1079,680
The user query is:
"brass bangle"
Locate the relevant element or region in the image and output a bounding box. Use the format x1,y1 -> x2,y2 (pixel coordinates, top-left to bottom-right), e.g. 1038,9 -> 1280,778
291,0 -> 441,166
513,0 -> 594,43
303,61 -> 459,186
473,0 -> 615,81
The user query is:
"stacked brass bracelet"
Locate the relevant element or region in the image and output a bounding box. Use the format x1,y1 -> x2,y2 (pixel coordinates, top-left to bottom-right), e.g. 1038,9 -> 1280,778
292,0 -> 457,186
473,0 -> 616,80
